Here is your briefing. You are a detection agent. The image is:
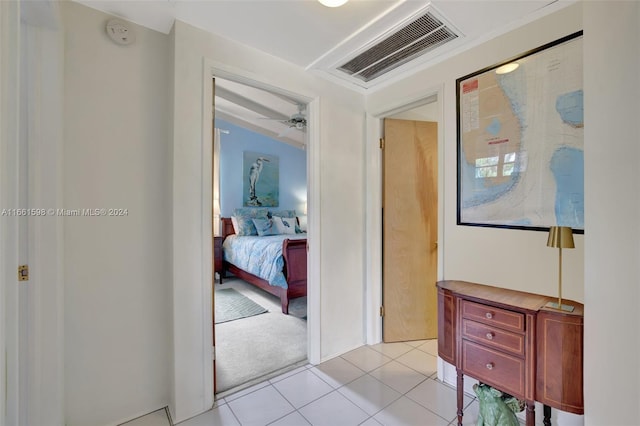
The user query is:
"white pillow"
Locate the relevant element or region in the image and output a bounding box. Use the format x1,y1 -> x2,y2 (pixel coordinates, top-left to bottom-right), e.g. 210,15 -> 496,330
231,216 -> 239,234
297,215 -> 307,232
273,216 -> 297,235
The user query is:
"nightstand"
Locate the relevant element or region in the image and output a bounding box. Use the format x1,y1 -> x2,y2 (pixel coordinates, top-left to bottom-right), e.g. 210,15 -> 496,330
213,236 -> 224,283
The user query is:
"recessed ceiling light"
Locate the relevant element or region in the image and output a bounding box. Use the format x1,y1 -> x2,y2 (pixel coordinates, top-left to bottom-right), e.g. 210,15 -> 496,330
318,0 -> 349,7
495,63 -> 519,74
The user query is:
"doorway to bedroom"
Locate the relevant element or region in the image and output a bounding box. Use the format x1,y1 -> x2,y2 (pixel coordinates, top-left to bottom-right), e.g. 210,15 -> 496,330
212,76 -> 310,395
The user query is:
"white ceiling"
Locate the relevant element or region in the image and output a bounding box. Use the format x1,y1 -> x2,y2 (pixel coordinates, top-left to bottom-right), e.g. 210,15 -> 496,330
74,0 -> 575,147
215,77 -> 308,148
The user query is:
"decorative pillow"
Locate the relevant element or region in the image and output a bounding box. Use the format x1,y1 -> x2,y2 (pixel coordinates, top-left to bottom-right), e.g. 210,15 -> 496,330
273,216 -> 297,235
233,207 -> 269,219
268,209 -> 296,219
297,215 -> 308,232
231,216 -> 240,234
252,218 -> 278,236
233,215 -> 258,236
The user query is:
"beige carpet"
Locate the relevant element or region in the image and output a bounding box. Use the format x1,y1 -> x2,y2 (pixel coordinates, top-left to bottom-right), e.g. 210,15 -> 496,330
214,278 -> 307,393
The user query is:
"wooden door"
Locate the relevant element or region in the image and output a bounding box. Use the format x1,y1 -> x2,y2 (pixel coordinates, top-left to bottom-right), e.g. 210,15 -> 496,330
382,118 -> 438,342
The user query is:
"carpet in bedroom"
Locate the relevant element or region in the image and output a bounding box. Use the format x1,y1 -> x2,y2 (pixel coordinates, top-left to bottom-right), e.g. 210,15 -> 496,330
215,279 -> 307,393
214,288 -> 268,324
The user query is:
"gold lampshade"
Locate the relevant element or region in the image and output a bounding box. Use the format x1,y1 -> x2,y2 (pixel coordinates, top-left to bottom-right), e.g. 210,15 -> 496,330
546,226 -> 575,312
547,226 -> 575,249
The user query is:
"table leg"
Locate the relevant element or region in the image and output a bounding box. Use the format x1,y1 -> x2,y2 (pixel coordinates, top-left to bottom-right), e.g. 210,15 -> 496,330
543,404 -> 551,426
456,369 -> 464,426
525,401 -> 535,426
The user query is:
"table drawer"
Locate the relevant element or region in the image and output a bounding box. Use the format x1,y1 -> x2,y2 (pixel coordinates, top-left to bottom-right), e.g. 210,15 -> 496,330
462,319 -> 525,357
462,340 -> 525,398
461,300 -> 524,333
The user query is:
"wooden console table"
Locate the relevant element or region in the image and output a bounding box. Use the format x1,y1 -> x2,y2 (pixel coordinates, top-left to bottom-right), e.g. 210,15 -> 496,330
437,280 -> 583,426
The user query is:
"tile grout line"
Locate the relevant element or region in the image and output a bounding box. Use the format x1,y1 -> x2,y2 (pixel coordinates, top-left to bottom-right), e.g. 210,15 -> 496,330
308,345 -> 450,426
180,340 -> 477,425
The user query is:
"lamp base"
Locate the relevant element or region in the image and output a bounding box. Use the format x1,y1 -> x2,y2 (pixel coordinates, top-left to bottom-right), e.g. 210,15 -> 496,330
544,301 -> 575,312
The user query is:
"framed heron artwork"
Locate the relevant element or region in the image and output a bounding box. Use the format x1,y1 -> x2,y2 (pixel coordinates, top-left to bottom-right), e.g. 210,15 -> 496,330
243,151 -> 279,207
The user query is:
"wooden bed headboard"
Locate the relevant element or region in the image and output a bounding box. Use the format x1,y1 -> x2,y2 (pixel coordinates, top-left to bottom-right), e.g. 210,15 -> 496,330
221,217 -> 235,239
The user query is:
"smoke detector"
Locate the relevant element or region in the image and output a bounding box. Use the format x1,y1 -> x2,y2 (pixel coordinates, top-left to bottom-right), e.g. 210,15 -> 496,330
106,19 -> 135,46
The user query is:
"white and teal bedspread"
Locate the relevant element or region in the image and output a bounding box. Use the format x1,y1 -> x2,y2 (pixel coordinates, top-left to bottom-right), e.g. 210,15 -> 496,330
222,234 -> 307,288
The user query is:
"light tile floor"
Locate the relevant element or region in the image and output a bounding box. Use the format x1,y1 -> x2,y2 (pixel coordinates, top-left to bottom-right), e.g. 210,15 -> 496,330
123,340 -> 481,426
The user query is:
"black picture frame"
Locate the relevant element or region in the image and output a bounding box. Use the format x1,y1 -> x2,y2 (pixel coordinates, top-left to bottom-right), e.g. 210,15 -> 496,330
456,31 -> 584,234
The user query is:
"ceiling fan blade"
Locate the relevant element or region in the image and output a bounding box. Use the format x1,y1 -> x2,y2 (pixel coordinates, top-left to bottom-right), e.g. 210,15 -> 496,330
258,117 -> 288,122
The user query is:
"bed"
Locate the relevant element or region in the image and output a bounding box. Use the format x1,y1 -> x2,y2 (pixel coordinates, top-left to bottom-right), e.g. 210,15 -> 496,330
220,217 -> 307,314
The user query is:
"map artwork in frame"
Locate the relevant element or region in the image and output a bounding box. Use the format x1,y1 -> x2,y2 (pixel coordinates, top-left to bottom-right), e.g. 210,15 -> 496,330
456,31 -> 584,233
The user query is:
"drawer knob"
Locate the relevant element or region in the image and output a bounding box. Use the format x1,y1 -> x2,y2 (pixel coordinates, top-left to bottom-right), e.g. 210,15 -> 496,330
486,332 -> 494,340
485,312 -> 493,319
486,363 -> 494,370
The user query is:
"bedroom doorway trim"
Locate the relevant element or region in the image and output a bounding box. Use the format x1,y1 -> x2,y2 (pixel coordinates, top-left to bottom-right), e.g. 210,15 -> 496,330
202,58 -> 321,399
364,84 -> 445,346
0,3 -> 65,424
2,3 -> 65,425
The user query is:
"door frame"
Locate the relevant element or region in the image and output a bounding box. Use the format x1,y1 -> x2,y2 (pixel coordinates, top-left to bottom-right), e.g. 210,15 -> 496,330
364,85 -> 445,345
1,4 -> 65,425
201,59 -> 321,399
1,2 -> 21,424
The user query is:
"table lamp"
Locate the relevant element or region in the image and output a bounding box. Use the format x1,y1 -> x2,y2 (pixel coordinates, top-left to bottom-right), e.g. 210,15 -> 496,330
546,226 -> 575,312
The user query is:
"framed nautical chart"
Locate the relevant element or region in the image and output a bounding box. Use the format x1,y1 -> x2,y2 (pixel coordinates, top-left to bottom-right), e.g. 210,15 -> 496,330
456,31 -> 584,233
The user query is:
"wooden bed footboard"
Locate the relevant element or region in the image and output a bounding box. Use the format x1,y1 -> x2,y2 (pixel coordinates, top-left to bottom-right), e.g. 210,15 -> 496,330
281,239 -> 307,313
220,217 -> 307,314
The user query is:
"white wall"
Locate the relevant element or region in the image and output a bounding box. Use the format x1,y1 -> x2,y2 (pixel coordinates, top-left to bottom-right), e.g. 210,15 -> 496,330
367,3 -> 585,302
367,1 -> 640,424
583,2 -> 640,424
62,3 -> 172,425
170,19 -> 366,422
367,3 -> 585,425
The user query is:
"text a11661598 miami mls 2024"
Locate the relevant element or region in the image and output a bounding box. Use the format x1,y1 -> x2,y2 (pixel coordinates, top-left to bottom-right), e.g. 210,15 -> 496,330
1,208 -> 129,217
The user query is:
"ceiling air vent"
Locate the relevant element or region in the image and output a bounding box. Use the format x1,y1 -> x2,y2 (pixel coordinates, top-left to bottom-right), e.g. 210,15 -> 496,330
337,11 -> 458,83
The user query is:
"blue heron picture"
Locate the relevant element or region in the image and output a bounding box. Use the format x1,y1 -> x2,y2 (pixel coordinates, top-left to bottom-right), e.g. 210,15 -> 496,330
243,151 -> 279,207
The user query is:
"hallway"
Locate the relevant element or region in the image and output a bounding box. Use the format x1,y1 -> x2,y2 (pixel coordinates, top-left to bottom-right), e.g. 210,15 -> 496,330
122,340 -> 480,426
